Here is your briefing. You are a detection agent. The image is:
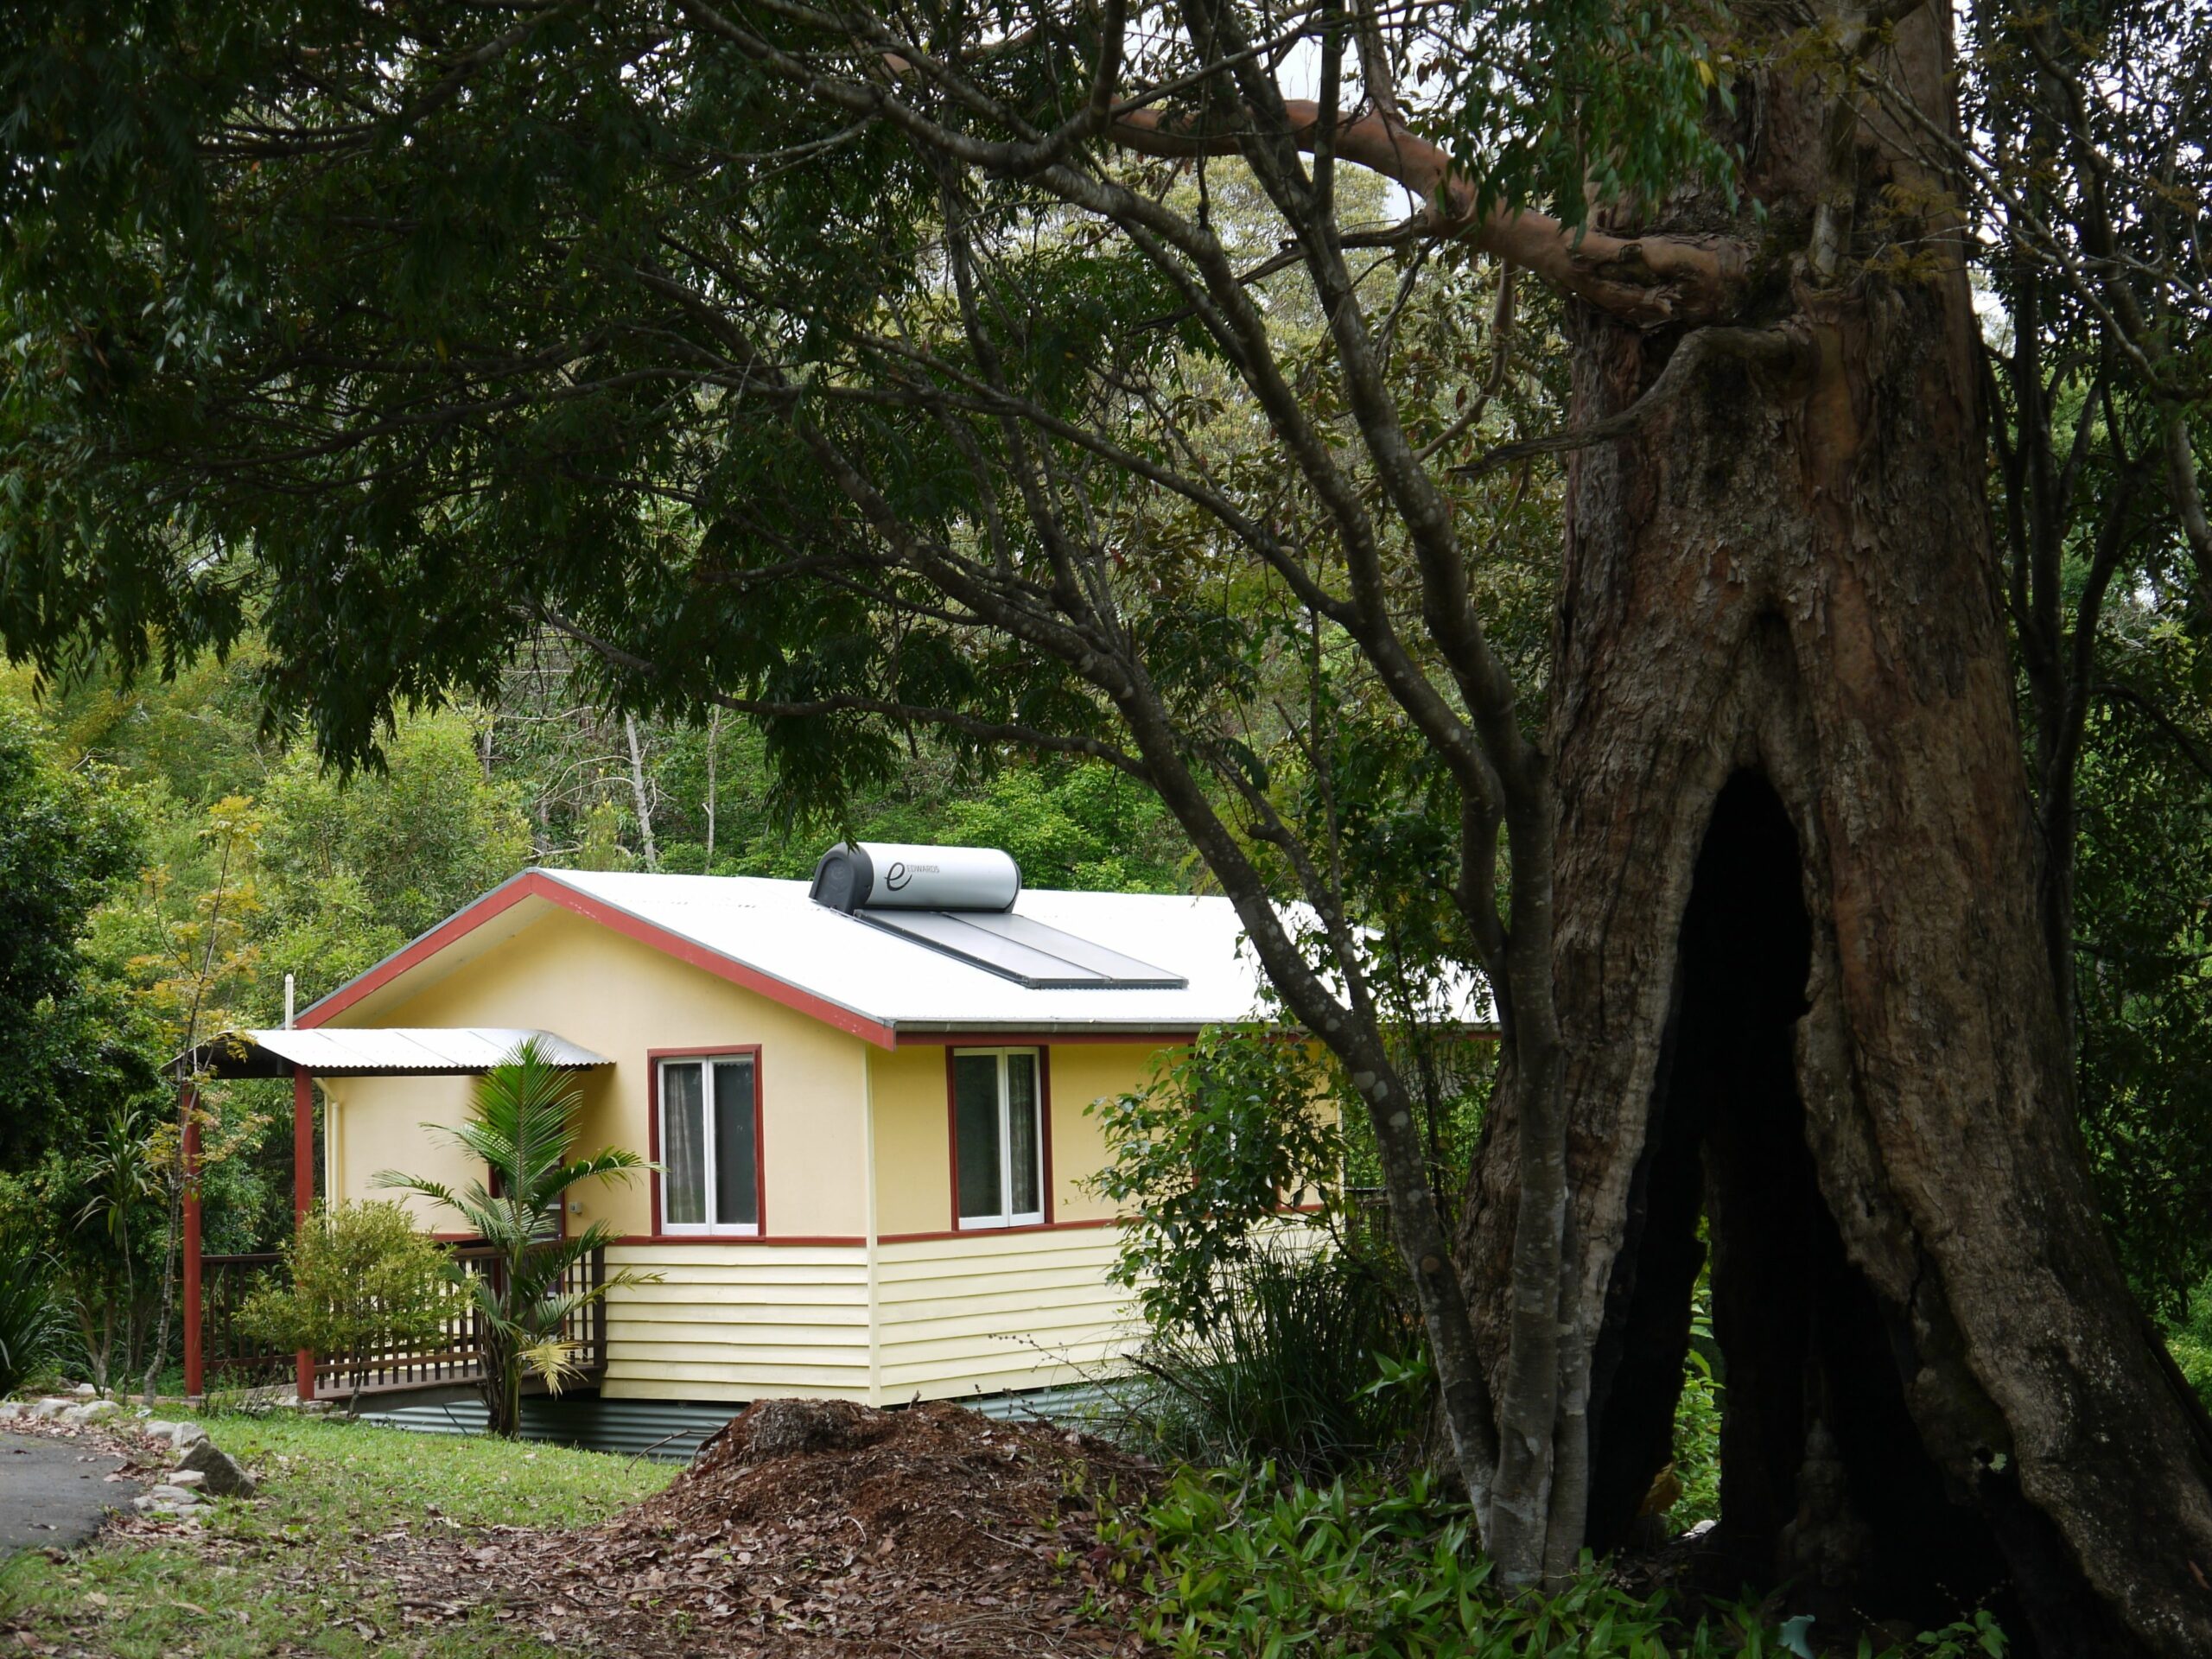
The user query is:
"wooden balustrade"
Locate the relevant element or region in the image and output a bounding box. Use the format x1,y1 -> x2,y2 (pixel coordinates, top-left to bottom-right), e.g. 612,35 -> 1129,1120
200,1252 -> 295,1388
200,1242 -> 609,1402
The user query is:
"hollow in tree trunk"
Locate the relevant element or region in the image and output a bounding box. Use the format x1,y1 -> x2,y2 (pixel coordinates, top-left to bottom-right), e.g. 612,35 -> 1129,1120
1455,8 -> 2212,1654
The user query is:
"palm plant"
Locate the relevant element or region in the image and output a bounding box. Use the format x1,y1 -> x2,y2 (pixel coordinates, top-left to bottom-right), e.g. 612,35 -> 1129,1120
73,1099 -> 162,1393
374,1038 -> 649,1438
0,1230 -> 63,1395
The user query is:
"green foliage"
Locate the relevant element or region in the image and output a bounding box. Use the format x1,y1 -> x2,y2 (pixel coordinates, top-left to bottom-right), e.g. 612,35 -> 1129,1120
373,1039 -> 651,1437
0,691 -> 156,1171
2163,1274 -> 2212,1408
1109,1468 -> 2008,1658
1427,0 -> 1740,226
62,1096 -> 171,1392
257,712 -> 532,950
1120,1246 -> 1424,1478
0,0 -> 1707,785
1089,1025 -> 1350,1330
1670,1279 -> 1724,1530
237,1200 -> 466,1361
638,720 -> 1185,892
2068,615 -> 2212,1313
0,1229 -> 64,1394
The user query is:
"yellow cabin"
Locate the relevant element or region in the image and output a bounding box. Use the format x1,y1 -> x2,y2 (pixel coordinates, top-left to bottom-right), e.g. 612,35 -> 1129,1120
191,843 -> 1294,1428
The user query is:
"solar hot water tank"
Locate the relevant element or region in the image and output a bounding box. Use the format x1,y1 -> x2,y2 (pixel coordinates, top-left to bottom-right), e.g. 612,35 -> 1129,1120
807,842 -> 1186,990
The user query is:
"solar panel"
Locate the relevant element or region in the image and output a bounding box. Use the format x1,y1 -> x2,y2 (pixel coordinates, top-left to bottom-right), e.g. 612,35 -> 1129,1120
855,908 -> 1189,989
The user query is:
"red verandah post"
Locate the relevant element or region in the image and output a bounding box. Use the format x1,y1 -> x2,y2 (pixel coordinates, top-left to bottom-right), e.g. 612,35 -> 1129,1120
293,1063 -> 315,1404
181,1081 -> 203,1402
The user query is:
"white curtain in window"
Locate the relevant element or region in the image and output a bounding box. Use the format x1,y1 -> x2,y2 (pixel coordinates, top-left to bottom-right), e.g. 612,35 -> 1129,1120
663,1061 -> 706,1227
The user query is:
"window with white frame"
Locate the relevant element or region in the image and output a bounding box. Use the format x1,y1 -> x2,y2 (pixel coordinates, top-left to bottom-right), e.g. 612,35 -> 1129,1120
658,1054 -> 760,1235
952,1048 -> 1044,1228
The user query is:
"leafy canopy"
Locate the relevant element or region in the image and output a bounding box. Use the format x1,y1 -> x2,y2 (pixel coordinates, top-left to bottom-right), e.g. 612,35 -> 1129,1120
0,0 -> 1726,785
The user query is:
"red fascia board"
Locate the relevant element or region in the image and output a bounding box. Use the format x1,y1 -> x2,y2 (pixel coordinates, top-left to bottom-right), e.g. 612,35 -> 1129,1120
609,1234 -> 868,1248
893,1028 -> 1199,1047
301,870 -> 899,1048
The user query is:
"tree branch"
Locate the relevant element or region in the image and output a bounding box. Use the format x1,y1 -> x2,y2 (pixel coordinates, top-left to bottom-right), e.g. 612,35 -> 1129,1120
1109,101 -> 1745,326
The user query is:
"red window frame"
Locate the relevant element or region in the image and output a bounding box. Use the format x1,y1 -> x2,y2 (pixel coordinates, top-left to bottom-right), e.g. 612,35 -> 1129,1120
944,1046 -> 1054,1230
646,1045 -> 767,1239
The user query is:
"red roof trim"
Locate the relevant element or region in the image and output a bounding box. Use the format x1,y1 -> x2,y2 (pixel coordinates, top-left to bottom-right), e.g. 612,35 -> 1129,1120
893,1027 -> 1198,1047
300,870 -> 899,1048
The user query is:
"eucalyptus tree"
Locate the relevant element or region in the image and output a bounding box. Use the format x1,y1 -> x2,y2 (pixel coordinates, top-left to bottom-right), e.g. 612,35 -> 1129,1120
3,1 -> 2210,1652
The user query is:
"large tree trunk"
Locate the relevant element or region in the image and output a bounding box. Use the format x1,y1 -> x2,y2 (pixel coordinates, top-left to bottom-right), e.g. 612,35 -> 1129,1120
1457,8 -> 2212,1654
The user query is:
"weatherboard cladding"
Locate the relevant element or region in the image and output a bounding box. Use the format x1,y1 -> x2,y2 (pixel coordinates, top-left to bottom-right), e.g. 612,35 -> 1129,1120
598,1243 -> 873,1402
873,1229 -> 1137,1397
594,1236 -> 1137,1406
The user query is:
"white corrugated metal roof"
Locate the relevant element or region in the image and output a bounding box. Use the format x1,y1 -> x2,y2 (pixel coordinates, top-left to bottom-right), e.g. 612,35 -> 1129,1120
192,1027 -> 611,1077
518,869 -> 1491,1036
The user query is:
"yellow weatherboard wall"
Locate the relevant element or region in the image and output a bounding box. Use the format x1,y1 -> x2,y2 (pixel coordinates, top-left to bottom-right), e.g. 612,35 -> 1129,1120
867,1045 -> 952,1236
1043,1044 -> 1160,1225
601,1243 -> 871,1401
877,1229 -> 1134,1399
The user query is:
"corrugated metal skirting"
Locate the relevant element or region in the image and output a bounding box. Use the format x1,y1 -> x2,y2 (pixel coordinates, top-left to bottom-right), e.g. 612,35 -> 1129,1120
354,1395 -> 738,1460
354,1381 -> 1118,1460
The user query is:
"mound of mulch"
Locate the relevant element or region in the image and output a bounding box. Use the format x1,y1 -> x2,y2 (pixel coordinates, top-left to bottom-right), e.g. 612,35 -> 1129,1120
519,1398 -> 1161,1656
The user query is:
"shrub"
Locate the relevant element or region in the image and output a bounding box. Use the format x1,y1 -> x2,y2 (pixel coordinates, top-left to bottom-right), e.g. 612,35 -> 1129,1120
238,1200 -> 466,1361
1088,1023 -> 1351,1332
2164,1274 -> 2212,1407
1106,1467 -> 2009,1659
1117,1244 -> 1422,1478
0,1230 -> 63,1394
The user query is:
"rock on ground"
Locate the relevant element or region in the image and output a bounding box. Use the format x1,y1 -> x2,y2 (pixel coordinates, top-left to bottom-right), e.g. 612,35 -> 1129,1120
174,1440 -> 256,1498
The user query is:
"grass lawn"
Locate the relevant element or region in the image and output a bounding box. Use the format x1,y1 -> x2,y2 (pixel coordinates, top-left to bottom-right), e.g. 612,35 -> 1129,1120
0,1411 -> 677,1658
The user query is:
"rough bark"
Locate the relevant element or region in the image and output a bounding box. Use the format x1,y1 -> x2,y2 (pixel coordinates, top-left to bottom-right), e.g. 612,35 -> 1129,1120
1457,6 -> 2212,1653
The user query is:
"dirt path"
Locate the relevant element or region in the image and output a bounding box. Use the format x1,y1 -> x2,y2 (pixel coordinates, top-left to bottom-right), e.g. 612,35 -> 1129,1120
0,1432 -> 138,1554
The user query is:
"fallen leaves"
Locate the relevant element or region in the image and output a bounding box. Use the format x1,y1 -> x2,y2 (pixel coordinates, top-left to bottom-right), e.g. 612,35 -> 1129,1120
15,1399 -> 1156,1658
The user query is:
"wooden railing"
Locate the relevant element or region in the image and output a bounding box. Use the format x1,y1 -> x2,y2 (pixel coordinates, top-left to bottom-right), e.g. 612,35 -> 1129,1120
201,1252 -> 295,1388
202,1242 -> 608,1402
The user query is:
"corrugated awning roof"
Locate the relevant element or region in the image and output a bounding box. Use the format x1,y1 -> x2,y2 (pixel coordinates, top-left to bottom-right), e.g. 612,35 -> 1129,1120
180,1027 -> 612,1080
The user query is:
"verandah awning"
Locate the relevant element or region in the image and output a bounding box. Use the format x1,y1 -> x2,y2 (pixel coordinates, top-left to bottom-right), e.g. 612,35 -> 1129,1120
179,1026 -> 613,1079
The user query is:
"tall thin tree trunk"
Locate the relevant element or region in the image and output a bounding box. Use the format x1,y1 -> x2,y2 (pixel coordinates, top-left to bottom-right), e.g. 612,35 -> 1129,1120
704,705 -> 720,868
1457,8 -> 2212,1653
623,713 -> 659,871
